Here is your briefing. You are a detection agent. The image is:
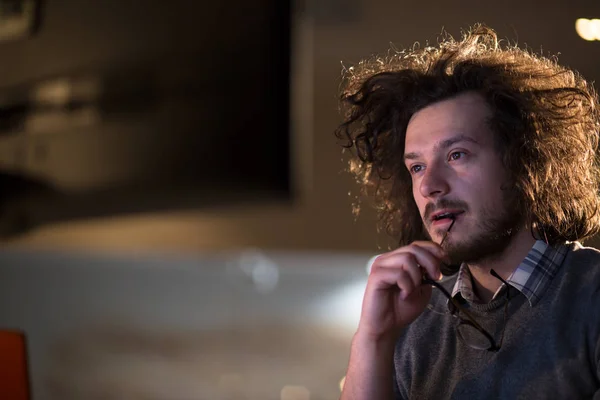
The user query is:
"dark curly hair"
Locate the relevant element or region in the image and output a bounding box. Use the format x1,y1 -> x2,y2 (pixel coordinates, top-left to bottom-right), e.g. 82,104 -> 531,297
335,23 -> 600,247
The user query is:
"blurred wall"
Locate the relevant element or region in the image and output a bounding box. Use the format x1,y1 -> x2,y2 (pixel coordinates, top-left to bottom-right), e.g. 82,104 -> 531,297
0,248 -> 371,399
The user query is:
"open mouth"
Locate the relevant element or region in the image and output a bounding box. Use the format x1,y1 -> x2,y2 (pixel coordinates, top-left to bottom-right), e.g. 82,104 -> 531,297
432,211 -> 464,223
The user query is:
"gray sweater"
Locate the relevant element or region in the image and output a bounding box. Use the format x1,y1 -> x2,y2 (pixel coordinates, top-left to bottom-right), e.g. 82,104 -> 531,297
393,242 -> 600,399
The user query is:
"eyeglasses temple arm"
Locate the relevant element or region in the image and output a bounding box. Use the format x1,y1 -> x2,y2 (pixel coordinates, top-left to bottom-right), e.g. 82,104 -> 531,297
422,278 -> 496,345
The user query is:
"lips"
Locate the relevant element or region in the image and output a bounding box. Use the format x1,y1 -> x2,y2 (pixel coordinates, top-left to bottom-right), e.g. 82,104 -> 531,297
430,210 -> 464,223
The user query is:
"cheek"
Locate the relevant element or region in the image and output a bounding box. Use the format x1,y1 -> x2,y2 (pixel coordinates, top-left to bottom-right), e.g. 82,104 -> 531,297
412,187 -> 426,216
473,176 -> 506,210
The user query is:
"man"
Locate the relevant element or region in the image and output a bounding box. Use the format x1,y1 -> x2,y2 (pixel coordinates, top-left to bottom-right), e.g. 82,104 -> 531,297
335,24 -> 600,399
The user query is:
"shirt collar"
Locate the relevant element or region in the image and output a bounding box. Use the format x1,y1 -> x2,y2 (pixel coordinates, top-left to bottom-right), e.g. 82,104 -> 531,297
450,240 -> 569,306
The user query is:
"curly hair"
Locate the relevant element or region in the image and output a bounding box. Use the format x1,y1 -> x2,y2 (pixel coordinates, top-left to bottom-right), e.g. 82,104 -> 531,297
335,23 -> 600,247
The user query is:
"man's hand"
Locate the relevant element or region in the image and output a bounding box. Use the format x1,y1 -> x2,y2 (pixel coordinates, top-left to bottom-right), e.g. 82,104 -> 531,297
357,241 -> 448,343
340,241 -> 448,400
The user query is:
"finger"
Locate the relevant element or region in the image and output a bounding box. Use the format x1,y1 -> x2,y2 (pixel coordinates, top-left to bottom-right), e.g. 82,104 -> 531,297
405,243 -> 444,281
369,253 -> 419,287
373,253 -> 423,294
374,251 -> 419,271
377,241 -> 448,266
368,266 -> 418,300
378,246 -> 442,281
395,268 -> 417,300
405,279 -> 433,303
411,241 -> 449,263
401,258 -> 425,289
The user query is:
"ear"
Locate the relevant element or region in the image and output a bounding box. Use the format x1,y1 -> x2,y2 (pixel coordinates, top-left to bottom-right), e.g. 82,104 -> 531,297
530,221 -> 549,245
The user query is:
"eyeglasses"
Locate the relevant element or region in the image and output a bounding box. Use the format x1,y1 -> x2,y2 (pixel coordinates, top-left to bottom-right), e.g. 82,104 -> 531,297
422,270 -> 510,352
421,217 -> 510,352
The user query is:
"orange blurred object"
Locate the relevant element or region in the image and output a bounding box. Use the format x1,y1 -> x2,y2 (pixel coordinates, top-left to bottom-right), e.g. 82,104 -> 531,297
0,330 -> 30,400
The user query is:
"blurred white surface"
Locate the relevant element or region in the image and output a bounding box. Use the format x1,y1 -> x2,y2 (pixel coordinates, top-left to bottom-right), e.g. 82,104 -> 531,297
0,248 -> 370,399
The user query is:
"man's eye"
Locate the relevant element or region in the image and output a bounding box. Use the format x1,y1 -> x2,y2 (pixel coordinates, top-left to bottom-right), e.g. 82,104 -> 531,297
449,151 -> 466,161
409,165 -> 423,174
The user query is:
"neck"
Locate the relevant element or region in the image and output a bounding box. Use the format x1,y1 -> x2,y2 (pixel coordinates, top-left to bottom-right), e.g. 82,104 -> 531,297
467,227 -> 537,303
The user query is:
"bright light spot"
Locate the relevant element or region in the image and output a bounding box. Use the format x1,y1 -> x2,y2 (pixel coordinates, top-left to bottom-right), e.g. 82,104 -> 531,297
312,278 -> 366,330
237,249 -> 279,293
33,79 -> 71,104
339,376 -> 346,392
280,385 -> 310,400
576,18 -> 600,41
251,261 -> 279,293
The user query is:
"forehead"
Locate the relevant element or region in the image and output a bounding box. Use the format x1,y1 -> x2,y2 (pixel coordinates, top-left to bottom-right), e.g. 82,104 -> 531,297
405,92 -> 494,153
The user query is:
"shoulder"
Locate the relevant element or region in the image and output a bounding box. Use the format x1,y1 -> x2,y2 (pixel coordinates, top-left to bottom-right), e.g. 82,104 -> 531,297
562,241 -> 600,274
555,241 -> 600,300
559,242 -> 600,352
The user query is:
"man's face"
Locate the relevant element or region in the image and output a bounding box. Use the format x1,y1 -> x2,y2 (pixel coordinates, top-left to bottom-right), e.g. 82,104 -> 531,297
404,92 -> 522,264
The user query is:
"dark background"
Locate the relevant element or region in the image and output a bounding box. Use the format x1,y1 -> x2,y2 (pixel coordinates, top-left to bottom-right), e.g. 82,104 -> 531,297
2,0 -> 600,252
0,0 -> 291,236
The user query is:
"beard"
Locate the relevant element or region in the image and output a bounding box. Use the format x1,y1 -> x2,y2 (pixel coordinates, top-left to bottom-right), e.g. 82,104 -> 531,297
443,209 -> 522,266
424,191 -> 524,271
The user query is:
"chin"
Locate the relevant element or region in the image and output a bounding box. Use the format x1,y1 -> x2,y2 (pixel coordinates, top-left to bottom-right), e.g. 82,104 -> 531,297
446,232 -> 516,265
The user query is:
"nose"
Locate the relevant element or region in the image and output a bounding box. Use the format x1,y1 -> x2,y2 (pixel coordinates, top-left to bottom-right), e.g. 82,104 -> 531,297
419,163 -> 450,199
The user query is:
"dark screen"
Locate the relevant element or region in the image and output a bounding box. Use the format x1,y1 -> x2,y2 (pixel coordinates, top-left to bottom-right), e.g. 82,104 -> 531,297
0,0 -> 292,237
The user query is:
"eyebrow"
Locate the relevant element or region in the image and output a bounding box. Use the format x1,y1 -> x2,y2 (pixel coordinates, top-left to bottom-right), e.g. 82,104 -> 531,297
403,134 -> 480,162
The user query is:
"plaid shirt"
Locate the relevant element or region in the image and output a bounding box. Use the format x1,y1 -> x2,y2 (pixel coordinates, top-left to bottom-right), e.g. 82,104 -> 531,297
451,240 -> 569,306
